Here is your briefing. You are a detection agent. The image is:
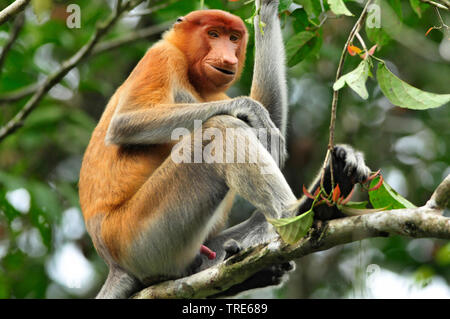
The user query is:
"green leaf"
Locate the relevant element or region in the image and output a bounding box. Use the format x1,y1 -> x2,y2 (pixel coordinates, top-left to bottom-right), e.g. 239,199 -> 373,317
365,21 -> 391,47
338,204 -> 387,216
279,0 -> 293,12
285,31 -> 316,67
377,63 -> 450,110
342,201 -> 369,209
369,176 -> 416,210
296,0 -> 322,21
333,59 -> 371,99
290,8 -> 309,33
409,0 -> 429,18
327,0 -> 353,16
268,210 -> 314,244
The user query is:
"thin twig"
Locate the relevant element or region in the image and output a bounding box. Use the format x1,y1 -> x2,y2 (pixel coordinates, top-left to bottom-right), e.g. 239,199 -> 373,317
0,0 -> 147,142
92,22 -> 170,55
0,11 -> 25,73
127,1 -> 172,16
0,82 -> 40,104
435,6 -> 449,28
0,0 -> 30,26
420,0 -> 449,10
0,22 -> 169,105
355,31 -> 368,58
320,0 -> 374,192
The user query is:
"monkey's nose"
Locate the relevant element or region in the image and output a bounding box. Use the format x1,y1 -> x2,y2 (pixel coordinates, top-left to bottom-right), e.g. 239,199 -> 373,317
223,54 -> 238,66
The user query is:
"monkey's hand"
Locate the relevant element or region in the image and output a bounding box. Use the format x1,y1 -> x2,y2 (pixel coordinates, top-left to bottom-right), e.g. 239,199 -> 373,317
231,97 -> 287,165
331,144 -> 371,190
231,97 -> 276,131
307,144 -> 371,220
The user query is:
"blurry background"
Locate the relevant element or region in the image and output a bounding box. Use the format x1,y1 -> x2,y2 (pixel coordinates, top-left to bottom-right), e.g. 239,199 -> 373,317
0,0 -> 448,298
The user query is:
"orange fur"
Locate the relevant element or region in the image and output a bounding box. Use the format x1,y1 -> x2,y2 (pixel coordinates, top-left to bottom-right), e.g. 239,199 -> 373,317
79,10 -> 248,262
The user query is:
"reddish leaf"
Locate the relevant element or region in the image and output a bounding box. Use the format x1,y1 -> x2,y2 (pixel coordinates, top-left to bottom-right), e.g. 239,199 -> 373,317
303,185 -> 315,199
347,44 -> 362,56
332,185 -> 341,203
368,44 -> 377,55
314,187 -> 320,197
361,45 -> 377,59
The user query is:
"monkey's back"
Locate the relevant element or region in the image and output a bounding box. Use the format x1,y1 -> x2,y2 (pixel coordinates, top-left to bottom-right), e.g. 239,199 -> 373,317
78,92 -> 172,222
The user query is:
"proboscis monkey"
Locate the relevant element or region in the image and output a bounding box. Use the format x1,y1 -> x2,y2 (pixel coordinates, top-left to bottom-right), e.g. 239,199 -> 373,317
79,0 -> 370,298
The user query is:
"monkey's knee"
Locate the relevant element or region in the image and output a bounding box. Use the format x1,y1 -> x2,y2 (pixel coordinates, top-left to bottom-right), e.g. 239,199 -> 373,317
203,114 -> 250,130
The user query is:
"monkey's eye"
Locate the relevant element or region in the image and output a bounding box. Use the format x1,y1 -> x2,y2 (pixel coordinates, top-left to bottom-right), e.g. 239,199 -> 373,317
230,34 -> 240,42
208,30 -> 220,38
176,17 -> 183,23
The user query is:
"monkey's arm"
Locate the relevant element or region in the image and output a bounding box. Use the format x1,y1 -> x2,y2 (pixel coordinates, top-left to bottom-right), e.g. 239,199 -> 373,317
251,0 -> 288,136
105,97 -> 278,145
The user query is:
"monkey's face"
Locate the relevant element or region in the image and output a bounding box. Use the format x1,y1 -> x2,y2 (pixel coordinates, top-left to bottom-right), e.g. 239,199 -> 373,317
199,27 -> 243,88
174,10 -> 248,94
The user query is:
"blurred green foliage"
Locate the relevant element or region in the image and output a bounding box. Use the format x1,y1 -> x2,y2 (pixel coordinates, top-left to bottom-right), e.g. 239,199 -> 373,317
0,0 -> 448,298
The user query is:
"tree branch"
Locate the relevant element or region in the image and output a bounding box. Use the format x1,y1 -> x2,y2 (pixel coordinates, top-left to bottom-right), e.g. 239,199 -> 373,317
0,0 -> 29,26
0,11 -> 24,73
91,22 -> 171,56
0,20 -> 170,105
133,175 -> 450,299
0,0 -> 149,142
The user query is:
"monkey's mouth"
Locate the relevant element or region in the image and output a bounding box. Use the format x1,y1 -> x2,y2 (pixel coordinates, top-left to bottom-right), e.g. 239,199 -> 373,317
210,65 -> 235,76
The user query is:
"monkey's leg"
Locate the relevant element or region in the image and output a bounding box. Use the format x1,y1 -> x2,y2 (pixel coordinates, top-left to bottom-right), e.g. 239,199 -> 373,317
101,115 -> 297,289
200,144 -> 371,296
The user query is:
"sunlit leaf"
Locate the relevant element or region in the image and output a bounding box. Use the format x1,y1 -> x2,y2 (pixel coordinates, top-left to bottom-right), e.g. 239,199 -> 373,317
268,210 -> 314,244
327,0 -> 353,16
333,59 -> 371,99
369,176 -> 416,210
377,63 -> 450,110
279,0 -> 293,12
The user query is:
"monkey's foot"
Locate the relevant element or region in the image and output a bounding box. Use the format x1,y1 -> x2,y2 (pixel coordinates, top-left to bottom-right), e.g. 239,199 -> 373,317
210,261 -> 295,298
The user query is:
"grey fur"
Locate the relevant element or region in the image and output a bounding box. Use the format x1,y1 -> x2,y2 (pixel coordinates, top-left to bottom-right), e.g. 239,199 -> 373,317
86,214 -> 141,299
251,0 -> 288,137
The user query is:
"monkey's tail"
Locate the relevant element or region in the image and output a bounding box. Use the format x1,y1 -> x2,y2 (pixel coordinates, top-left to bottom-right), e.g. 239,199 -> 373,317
96,266 -> 142,299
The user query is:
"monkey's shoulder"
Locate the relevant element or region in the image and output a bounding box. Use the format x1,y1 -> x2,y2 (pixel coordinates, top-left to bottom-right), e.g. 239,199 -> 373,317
143,40 -> 189,72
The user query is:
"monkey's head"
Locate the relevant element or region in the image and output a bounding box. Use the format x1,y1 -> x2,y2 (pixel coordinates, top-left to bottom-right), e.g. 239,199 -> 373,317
167,10 -> 248,94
